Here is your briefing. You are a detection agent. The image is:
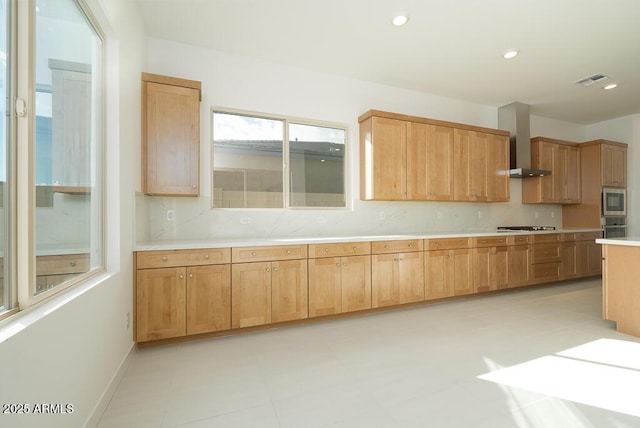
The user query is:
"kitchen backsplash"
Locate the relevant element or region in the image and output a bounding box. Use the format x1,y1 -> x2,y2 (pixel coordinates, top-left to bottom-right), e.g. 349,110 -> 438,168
135,180 -> 562,242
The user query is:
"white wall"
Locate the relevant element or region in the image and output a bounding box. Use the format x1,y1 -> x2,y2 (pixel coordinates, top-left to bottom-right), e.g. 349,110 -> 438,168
138,39 -> 577,242
0,1 -> 145,427
586,114 -> 639,234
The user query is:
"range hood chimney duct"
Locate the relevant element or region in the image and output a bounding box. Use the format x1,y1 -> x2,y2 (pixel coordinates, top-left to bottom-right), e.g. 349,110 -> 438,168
498,102 -> 551,178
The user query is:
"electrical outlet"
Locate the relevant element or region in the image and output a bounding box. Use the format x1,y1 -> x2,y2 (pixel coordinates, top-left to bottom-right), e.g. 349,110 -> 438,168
240,217 -> 251,225
166,209 -> 175,221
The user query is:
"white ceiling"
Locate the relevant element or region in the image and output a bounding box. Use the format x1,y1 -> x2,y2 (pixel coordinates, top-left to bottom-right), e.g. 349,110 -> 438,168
134,0 -> 640,125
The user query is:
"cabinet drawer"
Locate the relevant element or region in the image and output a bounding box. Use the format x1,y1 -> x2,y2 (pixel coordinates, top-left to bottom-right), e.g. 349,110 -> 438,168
371,239 -> 423,254
137,248 -> 231,269
426,238 -> 470,251
308,242 -> 371,258
562,233 -> 577,242
576,231 -> 602,241
508,235 -> 530,245
232,245 -> 307,263
472,236 -> 508,248
531,243 -> 561,264
532,233 -> 561,243
531,262 -> 560,282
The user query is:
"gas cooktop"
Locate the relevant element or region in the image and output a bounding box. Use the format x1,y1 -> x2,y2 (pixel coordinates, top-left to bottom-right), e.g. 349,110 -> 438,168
497,226 -> 556,231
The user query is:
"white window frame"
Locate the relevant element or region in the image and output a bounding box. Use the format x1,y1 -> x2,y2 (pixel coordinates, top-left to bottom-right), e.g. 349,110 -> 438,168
0,0 -> 107,321
211,107 -> 349,210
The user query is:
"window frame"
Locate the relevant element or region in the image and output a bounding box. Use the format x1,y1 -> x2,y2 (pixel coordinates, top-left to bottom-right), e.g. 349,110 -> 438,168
210,106 -> 349,210
0,0 -> 107,321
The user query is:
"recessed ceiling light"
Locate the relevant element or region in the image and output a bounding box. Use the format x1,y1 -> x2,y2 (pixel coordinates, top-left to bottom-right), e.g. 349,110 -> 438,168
603,83 -> 618,90
503,49 -> 519,59
392,14 -> 409,26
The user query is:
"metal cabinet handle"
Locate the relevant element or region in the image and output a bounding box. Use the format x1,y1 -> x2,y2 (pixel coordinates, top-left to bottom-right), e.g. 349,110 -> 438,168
252,252 -> 257,256
286,249 -> 291,254
204,254 -> 210,259
266,268 -> 270,272
343,262 -> 347,266
273,268 -> 278,272
191,184 -> 197,189
162,256 -> 168,261
336,263 -> 341,267
70,261 -> 76,267
189,273 -> 194,279
178,274 -> 184,279
408,243 -> 413,248
352,246 -> 357,251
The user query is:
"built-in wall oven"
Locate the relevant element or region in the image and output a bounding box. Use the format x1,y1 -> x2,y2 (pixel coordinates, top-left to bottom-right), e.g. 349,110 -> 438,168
602,188 -> 626,216
602,216 -> 627,238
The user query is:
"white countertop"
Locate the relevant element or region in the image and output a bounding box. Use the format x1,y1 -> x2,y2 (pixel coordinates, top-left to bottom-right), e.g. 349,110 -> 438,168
596,237 -> 640,247
136,228 -> 601,251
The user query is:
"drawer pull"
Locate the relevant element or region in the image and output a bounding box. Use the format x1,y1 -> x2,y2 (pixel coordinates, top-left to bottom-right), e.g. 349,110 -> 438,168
408,243 -> 413,248
204,254 -> 210,259
273,268 -> 278,272
252,252 -> 257,256
324,248 -> 329,253
162,256 -> 168,262
70,261 -> 76,267
481,240 -> 487,244
435,242 -> 441,247
352,246 -> 357,251
384,245 -> 389,249
286,249 -> 291,254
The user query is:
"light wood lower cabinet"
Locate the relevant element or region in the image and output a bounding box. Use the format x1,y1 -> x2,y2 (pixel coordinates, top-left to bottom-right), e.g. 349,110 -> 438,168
231,259 -> 308,328
561,232 -> 602,280
424,238 -> 473,299
472,237 -> 509,293
308,255 -> 371,317
508,235 -> 531,288
135,248 -> 231,342
136,267 -> 187,342
308,242 -> 371,317
372,251 -> 424,308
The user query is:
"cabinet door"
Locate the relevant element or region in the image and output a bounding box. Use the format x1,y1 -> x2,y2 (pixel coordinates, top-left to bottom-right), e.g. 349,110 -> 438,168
136,267 -> 186,342
143,81 -> 200,196
508,244 -> 531,287
486,134 -> 510,202
561,242 -> 578,279
562,145 -> 581,203
271,260 -> 308,323
341,255 -> 372,312
424,250 -> 450,299
587,242 -> 602,276
601,145 -> 627,187
372,253 -> 399,308
231,262 -> 272,328
451,249 -> 473,296
398,251 -> 425,303
308,257 -> 342,317
407,123 -> 454,201
473,246 -> 508,292
362,117 -> 407,200
453,129 -> 488,201
186,265 -> 231,335
537,141 -> 558,203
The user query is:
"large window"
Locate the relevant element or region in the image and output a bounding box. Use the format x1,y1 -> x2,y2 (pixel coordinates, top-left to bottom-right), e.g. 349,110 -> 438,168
212,110 -> 346,209
0,0 -> 104,319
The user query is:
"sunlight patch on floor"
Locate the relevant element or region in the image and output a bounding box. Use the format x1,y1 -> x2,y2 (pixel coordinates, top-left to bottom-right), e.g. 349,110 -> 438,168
479,339 -> 640,418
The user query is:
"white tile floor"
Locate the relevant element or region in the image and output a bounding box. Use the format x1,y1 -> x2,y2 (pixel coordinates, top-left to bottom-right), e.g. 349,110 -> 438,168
98,278 -> 640,427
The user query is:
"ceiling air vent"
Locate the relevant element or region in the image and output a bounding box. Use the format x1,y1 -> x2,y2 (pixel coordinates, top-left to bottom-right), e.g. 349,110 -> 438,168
575,73 -> 609,87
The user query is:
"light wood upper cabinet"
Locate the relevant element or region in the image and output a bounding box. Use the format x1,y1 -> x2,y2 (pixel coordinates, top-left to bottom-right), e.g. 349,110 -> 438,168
142,73 -> 201,196
523,138 -> 581,204
407,122 -> 454,201
359,116 -> 407,200
453,130 -> 509,202
601,143 -> 627,187
359,110 -> 509,202
563,140 -> 627,228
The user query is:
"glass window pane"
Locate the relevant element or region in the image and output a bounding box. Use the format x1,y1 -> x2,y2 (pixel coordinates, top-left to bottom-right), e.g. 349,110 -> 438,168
1,0 -> 10,312
289,123 -> 345,207
213,112 -> 284,208
34,0 -> 103,295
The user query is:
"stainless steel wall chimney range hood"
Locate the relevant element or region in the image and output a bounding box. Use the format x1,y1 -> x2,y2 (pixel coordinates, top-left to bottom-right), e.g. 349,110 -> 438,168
498,102 -> 552,178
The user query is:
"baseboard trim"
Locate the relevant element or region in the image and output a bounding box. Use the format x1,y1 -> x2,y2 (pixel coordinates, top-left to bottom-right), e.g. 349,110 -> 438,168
84,343 -> 136,427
